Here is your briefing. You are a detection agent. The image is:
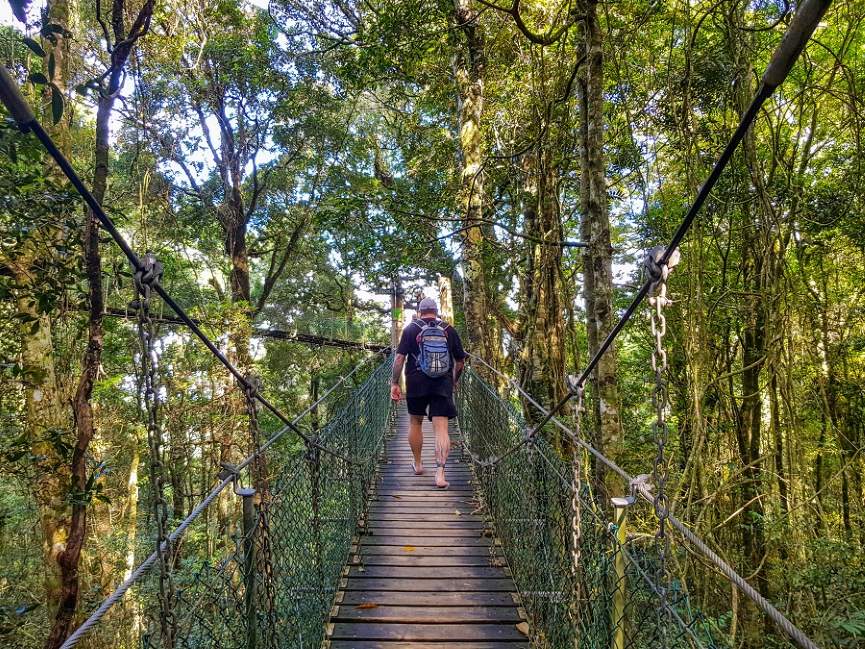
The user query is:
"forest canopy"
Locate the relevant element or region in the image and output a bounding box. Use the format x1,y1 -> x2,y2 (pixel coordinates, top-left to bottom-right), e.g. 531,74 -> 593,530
0,0 -> 864,647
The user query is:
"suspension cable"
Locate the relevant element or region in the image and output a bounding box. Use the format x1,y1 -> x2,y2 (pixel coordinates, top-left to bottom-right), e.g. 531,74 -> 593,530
460,364 -> 820,649
462,0 -> 832,466
57,352 -> 384,649
0,66 -> 383,465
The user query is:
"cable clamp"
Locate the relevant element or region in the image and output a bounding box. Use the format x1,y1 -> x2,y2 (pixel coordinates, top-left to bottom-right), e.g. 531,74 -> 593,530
305,437 -> 322,462
131,251 -> 163,309
244,374 -> 263,399
630,473 -> 653,501
218,462 -> 240,483
644,246 -> 681,296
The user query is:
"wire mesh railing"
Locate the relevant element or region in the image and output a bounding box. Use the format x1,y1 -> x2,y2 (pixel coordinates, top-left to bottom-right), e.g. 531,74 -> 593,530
98,358 -> 394,649
456,367 -> 722,649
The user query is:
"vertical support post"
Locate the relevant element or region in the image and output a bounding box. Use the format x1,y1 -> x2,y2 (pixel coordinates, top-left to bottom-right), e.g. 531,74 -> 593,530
610,496 -> 632,649
309,442 -> 324,598
240,487 -> 258,649
390,277 -> 404,353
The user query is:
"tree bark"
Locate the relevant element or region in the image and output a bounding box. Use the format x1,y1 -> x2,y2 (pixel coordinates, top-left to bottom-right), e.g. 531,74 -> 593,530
45,3 -> 153,643
518,150 -> 568,428
580,0 -> 622,487
453,0 -> 498,371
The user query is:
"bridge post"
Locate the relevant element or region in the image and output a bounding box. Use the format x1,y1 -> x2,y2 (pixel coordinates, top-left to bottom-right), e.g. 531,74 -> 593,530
309,442 -> 325,597
610,496 -> 632,649
390,279 -> 404,353
239,486 -> 259,649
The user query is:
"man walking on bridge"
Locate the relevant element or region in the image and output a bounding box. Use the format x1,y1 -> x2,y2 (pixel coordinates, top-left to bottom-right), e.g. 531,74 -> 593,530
390,297 -> 466,489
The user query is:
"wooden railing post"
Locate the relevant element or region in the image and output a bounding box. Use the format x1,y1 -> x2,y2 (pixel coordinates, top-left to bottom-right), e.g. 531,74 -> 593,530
610,496 -> 632,649
239,486 -> 258,649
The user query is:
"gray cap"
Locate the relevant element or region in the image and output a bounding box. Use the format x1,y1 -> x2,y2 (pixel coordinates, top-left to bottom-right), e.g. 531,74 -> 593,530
418,297 -> 438,313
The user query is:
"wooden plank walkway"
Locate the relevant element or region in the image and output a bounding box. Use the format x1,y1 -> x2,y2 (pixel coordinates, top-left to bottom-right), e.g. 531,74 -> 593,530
326,406 -> 528,648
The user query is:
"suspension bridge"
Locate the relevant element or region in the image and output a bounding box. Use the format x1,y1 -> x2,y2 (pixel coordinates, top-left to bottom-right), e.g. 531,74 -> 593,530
0,0 -> 833,647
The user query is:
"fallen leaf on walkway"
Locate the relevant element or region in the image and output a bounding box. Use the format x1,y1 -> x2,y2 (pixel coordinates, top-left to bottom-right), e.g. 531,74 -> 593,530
355,603 -> 378,609
391,495 -> 401,499
402,545 -> 416,552
516,622 -> 530,636
454,510 -> 462,516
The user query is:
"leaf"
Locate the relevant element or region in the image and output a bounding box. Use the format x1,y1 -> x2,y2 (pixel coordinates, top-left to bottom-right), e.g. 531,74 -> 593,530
454,509 -> 462,516
22,37 -> 45,57
48,53 -> 55,81
50,84 -> 64,125
402,545 -> 415,552
516,622 -> 529,637
355,602 -> 378,610
28,72 -> 48,85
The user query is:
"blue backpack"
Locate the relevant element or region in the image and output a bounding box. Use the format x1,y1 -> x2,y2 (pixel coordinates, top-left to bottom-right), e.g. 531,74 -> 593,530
413,319 -> 451,379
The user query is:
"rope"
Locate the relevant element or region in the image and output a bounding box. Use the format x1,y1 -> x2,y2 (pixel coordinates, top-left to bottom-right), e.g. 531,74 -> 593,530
462,362 -> 820,649
0,101 -> 376,466
58,353 -> 385,649
665,513 -> 820,649
470,0 -> 833,462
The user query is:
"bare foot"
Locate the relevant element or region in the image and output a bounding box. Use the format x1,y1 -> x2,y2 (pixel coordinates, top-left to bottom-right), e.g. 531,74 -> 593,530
435,466 -> 449,489
411,460 -> 424,475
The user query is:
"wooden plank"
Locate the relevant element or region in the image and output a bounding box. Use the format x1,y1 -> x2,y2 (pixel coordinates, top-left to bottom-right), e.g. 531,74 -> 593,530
344,578 -> 515,592
375,491 -> 475,498
366,522 -> 485,532
368,504 -> 481,520
334,605 -> 522,623
360,535 -> 491,546
358,555 -> 500,567
340,591 -> 517,607
330,622 -> 525,641
360,544 -> 492,556
367,513 -> 483,522
349,566 -> 509,579
324,406 -> 526,648
330,642 -> 527,649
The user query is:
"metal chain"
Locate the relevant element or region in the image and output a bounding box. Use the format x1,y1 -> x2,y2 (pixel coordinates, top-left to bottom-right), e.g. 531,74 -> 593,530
243,376 -> 278,648
646,245 -> 679,637
132,252 -> 176,648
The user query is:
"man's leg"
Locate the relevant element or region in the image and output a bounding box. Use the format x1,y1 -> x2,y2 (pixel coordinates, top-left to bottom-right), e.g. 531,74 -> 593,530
408,415 -> 424,474
432,416 -> 450,488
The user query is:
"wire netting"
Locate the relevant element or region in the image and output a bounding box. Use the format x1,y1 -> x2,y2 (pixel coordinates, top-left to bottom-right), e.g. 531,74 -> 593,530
456,367 -> 723,649
134,357 -> 394,649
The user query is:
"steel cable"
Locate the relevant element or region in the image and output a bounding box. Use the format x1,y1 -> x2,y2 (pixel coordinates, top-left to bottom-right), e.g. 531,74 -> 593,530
58,354 -> 388,649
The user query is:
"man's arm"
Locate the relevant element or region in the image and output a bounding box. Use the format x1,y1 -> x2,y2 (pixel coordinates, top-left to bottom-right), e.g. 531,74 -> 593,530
391,353 -> 406,400
391,353 -> 406,385
453,358 -> 465,386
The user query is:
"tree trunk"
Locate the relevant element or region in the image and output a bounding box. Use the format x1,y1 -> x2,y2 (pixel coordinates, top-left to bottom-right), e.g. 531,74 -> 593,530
453,0 -> 498,371
728,10 -> 769,642
581,0 -> 622,488
10,0 -> 77,617
518,150 -> 568,429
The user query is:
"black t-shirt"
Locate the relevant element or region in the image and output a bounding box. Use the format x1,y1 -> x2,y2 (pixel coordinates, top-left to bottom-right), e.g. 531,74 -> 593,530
397,318 -> 467,397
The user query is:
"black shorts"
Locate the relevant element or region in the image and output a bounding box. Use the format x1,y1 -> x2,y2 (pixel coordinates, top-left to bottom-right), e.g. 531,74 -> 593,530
406,394 -> 457,420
